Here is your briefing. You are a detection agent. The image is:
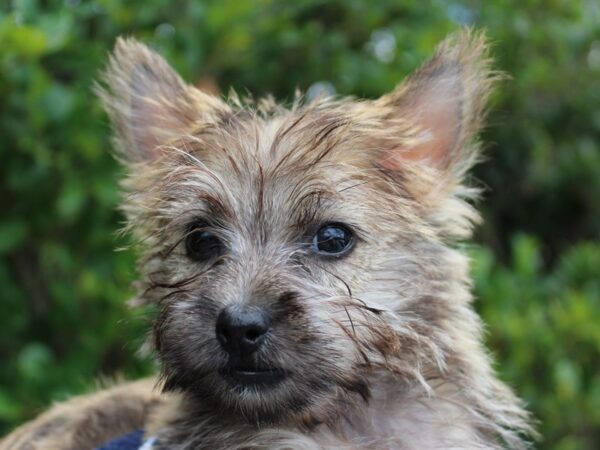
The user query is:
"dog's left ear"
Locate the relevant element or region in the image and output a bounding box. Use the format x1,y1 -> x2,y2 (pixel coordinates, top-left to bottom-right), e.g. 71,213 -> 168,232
97,37 -> 230,163
375,30 -> 498,183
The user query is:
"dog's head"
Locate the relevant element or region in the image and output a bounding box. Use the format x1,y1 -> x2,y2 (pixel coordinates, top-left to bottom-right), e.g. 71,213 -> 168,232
99,31 -> 496,426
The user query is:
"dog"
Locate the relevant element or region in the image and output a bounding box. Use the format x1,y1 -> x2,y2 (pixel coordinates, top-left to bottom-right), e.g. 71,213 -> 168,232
1,29 -> 534,450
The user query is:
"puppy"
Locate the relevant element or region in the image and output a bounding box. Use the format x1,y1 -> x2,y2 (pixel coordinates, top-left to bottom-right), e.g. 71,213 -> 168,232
1,30 -> 533,450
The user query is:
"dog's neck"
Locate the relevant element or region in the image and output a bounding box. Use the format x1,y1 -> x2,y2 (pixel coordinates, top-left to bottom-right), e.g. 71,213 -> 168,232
148,372 -> 484,450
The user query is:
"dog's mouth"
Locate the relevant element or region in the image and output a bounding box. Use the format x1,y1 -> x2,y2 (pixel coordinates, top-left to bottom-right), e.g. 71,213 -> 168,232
220,362 -> 289,388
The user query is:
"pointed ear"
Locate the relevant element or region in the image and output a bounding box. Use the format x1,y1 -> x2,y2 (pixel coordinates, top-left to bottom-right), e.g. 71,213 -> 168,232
97,37 -> 230,162
377,30 -> 498,177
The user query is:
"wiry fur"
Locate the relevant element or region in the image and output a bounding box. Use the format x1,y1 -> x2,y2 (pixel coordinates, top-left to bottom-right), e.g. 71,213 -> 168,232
1,30 -> 534,450
0,379 -> 162,450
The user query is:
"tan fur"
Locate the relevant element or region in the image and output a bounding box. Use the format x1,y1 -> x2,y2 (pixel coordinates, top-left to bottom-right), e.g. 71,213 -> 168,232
1,29 -> 534,449
0,379 -> 161,450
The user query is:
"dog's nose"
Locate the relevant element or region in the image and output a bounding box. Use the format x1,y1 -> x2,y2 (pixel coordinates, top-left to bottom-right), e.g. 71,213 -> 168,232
215,306 -> 271,356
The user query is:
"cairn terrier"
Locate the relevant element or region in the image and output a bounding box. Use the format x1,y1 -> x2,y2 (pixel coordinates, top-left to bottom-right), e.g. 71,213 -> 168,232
1,30 -> 533,450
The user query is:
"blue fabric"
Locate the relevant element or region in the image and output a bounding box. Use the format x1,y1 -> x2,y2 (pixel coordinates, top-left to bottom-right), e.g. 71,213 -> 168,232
95,429 -> 145,450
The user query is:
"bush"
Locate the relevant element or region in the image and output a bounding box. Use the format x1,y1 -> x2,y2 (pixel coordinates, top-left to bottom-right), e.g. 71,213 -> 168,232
1,1 -> 598,448
472,238 -> 600,450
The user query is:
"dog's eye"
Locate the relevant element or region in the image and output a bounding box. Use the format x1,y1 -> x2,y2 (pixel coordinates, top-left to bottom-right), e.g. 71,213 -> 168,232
312,223 -> 354,257
185,227 -> 223,262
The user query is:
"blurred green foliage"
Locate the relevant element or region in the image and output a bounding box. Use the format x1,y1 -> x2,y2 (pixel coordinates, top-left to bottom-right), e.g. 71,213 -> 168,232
0,1 -> 599,449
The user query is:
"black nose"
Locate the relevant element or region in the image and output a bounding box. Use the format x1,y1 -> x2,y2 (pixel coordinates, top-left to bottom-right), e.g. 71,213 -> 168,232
215,306 -> 271,357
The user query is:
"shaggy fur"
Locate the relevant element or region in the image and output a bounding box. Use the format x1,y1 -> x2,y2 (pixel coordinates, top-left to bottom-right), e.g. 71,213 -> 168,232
0,379 -> 161,450
1,30 -> 534,450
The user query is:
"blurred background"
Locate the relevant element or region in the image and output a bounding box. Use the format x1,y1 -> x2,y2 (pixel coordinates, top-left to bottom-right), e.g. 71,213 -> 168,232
1,0 -> 599,448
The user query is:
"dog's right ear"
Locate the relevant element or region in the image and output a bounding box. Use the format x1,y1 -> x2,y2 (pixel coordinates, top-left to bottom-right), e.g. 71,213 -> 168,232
97,37 -> 230,162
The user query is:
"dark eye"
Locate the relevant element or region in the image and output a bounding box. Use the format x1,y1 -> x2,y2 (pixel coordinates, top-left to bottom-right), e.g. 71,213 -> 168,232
185,225 -> 224,262
312,223 -> 354,257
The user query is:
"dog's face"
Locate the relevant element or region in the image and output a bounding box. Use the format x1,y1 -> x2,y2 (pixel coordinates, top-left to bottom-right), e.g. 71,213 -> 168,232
99,32 -> 495,425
